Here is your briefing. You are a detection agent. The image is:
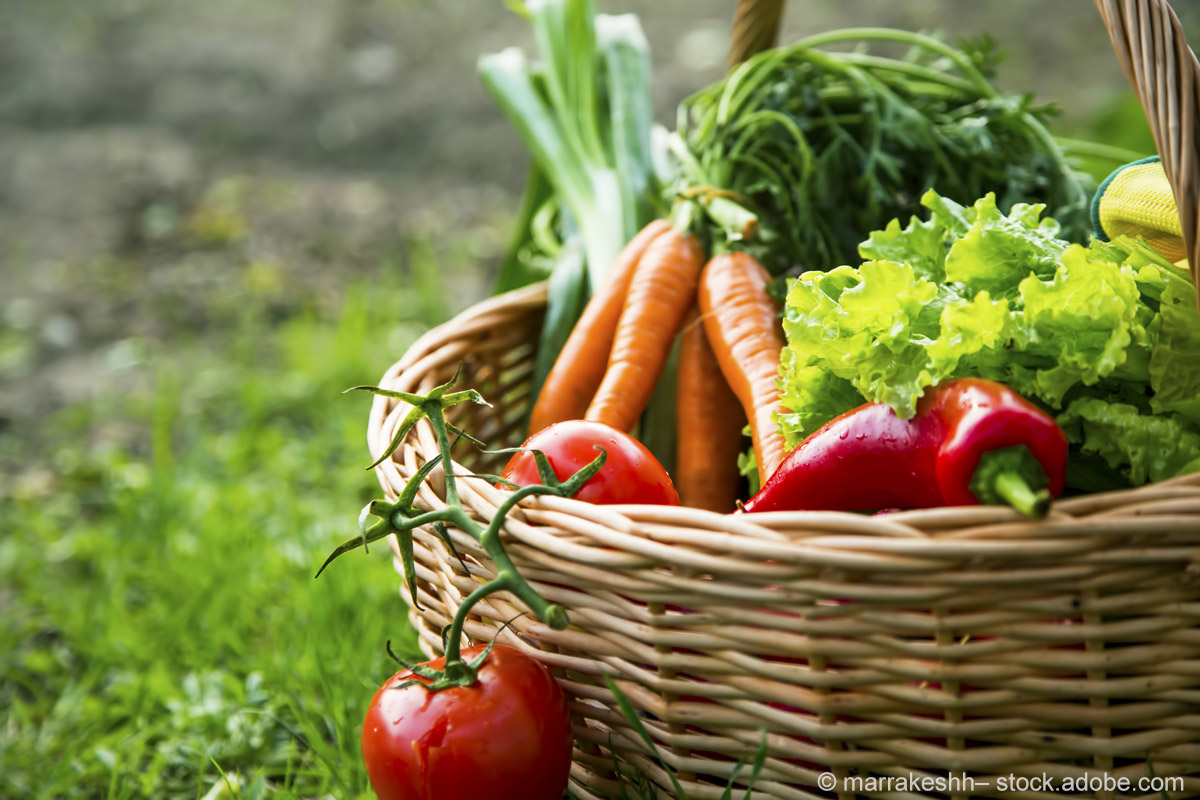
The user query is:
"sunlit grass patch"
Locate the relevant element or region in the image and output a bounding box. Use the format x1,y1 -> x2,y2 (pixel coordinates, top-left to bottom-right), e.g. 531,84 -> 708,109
1,254 -> 454,798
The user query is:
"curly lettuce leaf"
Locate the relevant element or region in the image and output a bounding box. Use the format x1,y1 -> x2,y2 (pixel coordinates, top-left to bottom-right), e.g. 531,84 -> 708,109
925,290 -> 1011,379
922,190 -> 972,238
858,212 -> 949,282
1147,258 -> 1200,425
736,446 -> 760,497
775,364 -> 863,447
781,261 -> 939,431
1008,244 -> 1147,405
942,194 -> 1064,293
1058,397 -> 1200,485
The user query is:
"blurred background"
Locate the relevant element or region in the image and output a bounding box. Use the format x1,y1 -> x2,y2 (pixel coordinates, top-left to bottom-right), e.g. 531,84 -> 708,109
2,1 -> 1197,797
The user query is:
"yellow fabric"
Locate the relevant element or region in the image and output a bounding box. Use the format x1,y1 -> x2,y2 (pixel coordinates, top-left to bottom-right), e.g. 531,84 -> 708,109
1098,160 -> 1187,262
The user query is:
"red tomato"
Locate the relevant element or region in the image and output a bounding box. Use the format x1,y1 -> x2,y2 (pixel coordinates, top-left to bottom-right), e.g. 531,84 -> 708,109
361,644 -> 573,800
502,420 -> 679,505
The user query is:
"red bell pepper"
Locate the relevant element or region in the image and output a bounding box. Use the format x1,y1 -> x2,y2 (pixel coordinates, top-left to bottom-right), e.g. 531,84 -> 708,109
743,378 -> 1068,517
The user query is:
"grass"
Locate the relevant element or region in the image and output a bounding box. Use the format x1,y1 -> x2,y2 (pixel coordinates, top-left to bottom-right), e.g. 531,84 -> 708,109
0,251 -> 454,797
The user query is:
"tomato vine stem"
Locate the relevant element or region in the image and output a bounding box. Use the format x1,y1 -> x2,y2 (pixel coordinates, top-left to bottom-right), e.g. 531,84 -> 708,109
319,367 -> 602,689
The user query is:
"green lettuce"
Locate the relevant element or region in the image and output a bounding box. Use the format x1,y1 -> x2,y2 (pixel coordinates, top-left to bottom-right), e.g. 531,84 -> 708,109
777,190 -> 1200,488
1058,398 -> 1200,485
942,195 -> 1064,292
1149,265 -> 1200,424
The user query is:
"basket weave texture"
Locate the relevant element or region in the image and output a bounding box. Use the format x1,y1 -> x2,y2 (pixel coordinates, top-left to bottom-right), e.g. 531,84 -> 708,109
367,4 -> 1200,799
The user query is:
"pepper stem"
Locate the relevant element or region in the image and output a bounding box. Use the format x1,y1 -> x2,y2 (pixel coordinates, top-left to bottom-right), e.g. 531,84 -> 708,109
991,470 -> 1052,518
969,445 -> 1052,519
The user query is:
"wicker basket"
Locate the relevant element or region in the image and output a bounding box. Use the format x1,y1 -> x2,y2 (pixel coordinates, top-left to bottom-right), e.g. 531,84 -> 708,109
366,3 -> 1200,798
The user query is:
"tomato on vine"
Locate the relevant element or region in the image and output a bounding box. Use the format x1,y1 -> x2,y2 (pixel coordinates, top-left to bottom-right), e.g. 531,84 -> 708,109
361,643 -> 573,800
329,374 -> 596,800
502,420 -> 679,506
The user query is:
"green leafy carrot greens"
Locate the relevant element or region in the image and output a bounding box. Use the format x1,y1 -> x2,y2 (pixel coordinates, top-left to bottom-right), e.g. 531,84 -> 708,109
669,29 -> 1094,272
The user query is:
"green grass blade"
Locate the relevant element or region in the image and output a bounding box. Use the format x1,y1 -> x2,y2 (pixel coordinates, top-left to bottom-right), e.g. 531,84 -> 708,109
602,675 -> 687,799
740,730 -> 769,800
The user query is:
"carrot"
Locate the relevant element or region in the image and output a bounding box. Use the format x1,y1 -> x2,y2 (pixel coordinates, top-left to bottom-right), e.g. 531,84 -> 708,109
697,251 -> 788,484
675,305 -> 746,512
528,219 -> 671,434
585,228 -> 705,432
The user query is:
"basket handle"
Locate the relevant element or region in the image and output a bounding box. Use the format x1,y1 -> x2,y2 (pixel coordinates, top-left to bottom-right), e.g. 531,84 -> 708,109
728,0 -> 785,68
1095,0 -> 1200,288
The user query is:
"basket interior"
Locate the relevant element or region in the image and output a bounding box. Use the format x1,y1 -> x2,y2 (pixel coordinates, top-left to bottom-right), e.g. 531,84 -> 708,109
423,306 -> 545,474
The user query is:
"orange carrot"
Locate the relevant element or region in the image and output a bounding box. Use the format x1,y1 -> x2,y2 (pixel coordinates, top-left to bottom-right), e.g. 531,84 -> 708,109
585,228 -> 705,432
675,305 -> 746,512
528,219 -> 671,434
697,251 -> 788,483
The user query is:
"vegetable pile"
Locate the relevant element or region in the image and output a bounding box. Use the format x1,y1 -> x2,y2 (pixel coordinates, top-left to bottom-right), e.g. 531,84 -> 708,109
778,191 -> 1200,490
525,214 -> 791,511
488,6 -> 1200,516
329,3 -> 1200,798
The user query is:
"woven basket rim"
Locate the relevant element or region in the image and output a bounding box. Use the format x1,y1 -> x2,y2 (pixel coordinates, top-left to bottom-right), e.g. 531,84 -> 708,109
369,279 -> 1200,539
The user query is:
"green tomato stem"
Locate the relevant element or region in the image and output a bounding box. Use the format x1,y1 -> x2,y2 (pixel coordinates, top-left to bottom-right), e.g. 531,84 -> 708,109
340,370 -> 584,690
426,408 -> 460,509
422,437 -> 568,680
442,578 -> 505,672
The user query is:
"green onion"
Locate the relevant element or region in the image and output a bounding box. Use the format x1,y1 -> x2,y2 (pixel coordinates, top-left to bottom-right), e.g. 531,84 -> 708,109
479,0 -> 660,401
479,0 -> 664,449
